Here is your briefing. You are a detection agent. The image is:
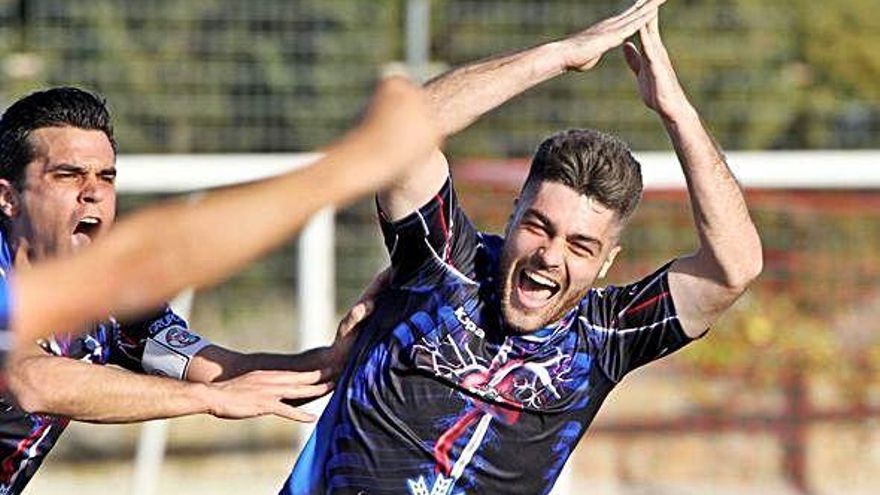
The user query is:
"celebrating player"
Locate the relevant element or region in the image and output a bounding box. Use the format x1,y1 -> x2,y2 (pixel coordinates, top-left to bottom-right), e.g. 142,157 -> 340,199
283,4 -> 762,495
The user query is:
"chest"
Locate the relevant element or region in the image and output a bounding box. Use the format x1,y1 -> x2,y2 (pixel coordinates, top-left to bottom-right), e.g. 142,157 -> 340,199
355,283 -> 596,413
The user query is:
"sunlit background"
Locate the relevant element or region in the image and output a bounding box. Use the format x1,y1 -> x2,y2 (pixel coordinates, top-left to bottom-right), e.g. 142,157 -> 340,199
1,1 -> 878,494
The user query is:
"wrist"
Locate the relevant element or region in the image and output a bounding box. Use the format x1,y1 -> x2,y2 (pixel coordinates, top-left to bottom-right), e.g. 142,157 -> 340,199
659,99 -> 700,128
534,41 -> 572,78
189,381 -> 217,416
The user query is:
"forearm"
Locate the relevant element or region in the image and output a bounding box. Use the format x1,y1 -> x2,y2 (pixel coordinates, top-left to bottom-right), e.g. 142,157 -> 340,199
7,354 -> 211,423
11,77 -> 438,344
187,345 -> 334,383
426,42 -> 566,135
663,104 -> 763,287
381,44 -> 566,219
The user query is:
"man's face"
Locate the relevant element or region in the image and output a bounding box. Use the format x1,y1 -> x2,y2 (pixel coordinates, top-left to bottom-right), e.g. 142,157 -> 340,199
499,181 -> 622,333
7,126 -> 116,261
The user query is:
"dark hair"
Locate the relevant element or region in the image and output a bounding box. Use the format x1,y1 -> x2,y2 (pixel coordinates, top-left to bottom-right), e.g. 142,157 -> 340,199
522,129 -> 643,221
0,87 -> 117,187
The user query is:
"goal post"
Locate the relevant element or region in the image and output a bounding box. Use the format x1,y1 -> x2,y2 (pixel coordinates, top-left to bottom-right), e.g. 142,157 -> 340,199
115,150 -> 880,495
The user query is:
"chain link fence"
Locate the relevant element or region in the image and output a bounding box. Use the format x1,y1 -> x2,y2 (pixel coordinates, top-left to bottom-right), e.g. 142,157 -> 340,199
0,1 -> 878,493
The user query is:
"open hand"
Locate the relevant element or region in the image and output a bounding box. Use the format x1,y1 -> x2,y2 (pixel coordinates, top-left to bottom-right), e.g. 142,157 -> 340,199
204,369 -> 333,422
623,14 -> 691,120
561,0 -> 667,72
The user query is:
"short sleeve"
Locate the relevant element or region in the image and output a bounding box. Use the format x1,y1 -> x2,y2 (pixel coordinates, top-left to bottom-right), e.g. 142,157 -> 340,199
0,277 -> 11,370
110,306 -> 210,379
378,178 -> 480,287
582,262 -> 696,382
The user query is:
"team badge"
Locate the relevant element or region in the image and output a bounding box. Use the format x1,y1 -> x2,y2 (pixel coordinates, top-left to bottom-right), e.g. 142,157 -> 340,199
164,327 -> 201,348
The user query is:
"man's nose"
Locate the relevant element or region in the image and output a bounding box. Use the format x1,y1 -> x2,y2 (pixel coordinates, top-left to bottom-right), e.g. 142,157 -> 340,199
79,175 -> 107,203
535,238 -> 564,268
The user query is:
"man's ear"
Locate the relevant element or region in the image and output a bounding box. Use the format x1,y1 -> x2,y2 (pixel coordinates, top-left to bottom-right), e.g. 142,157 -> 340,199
0,179 -> 21,218
598,245 -> 622,279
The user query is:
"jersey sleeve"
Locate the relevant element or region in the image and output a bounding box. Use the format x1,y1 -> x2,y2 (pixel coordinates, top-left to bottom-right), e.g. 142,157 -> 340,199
583,262 -> 699,383
378,177 -> 480,287
109,306 -> 210,379
0,277 -> 10,371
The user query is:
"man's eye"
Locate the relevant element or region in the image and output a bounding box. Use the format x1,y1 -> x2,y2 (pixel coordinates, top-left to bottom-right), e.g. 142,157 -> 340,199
523,221 -> 545,233
570,244 -> 595,258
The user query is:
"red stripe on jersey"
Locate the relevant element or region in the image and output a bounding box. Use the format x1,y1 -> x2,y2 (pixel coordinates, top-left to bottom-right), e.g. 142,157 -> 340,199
1,418 -> 51,482
623,291 -> 668,317
434,193 -> 452,262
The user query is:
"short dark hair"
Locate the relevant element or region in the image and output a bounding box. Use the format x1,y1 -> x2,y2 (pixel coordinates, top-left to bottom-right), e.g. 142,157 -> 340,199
522,129 -> 643,221
0,87 -> 117,187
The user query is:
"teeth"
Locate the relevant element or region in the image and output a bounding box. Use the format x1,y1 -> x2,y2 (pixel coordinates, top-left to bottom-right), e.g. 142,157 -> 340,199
524,270 -> 558,290
80,217 -> 99,225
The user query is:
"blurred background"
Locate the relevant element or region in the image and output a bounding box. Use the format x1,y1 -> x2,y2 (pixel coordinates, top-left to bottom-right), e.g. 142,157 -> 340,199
1,0 -> 878,494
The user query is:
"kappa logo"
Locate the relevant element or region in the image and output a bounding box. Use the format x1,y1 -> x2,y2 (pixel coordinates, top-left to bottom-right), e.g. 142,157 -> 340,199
164,326 -> 201,348
453,306 -> 485,339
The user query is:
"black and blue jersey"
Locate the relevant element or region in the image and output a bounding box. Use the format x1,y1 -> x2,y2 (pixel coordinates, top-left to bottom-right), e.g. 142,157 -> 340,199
0,230 -> 203,495
283,179 -> 695,495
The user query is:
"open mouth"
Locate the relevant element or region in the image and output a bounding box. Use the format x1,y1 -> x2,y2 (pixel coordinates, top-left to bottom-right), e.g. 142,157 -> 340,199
72,216 -> 101,248
515,268 -> 561,309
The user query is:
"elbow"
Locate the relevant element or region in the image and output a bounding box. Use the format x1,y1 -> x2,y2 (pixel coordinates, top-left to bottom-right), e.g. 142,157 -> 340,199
6,359 -> 55,414
723,242 -> 763,294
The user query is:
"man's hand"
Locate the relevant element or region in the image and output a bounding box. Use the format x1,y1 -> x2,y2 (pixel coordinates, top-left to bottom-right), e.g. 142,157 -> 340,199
623,14 -> 692,120
349,76 -> 442,186
202,369 -> 332,422
561,0 -> 667,72
327,268 -> 392,377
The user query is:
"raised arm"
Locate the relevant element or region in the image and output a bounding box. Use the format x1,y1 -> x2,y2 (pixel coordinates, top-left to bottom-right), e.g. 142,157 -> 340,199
378,0 -> 668,221
10,77 -> 439,347
623,16 -> 763,338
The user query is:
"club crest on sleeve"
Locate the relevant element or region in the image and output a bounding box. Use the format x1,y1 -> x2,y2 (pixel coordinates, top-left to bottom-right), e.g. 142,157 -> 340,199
164,326 -> 201,348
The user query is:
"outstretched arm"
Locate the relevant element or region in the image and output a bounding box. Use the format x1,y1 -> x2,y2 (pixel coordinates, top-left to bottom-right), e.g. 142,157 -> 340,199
5,268 -> 388,422
379,0 -> 668,221
7,346 -> 329,423
623,16 -> 763,338
10,78 -> 439,347
187,268 -> 390,384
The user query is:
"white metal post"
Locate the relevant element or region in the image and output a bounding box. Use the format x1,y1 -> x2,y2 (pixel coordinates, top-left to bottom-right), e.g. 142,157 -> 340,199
130,289 -> 195,495
406,0 -> 431,82
295,207 -> 336,442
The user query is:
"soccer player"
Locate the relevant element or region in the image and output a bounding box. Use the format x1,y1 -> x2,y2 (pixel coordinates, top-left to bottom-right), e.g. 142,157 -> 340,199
0,77 -> 438,493
282,5 -> 762,495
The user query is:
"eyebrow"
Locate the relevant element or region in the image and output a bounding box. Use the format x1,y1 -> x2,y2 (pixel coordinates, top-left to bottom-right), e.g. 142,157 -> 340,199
525,208 -> 604,250
47,163 -> 117,175
46,163 -> 87,173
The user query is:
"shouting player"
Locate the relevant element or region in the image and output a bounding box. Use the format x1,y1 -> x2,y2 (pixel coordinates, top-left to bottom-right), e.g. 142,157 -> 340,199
0,76 -> 438,493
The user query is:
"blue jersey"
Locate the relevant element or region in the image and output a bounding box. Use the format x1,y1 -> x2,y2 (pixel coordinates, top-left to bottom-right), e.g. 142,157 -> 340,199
0,231 -> 204,494
283,179 -> 695,495
0,273 -> 10,372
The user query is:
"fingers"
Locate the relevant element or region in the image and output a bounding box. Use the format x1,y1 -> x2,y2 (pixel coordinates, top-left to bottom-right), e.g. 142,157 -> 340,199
239,368 -> 329,386
617,0 -> 666,20
610,0 -> 666,30
269,402 -> 317,423
638,12 -> 673,68
279,381 -> 335,400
